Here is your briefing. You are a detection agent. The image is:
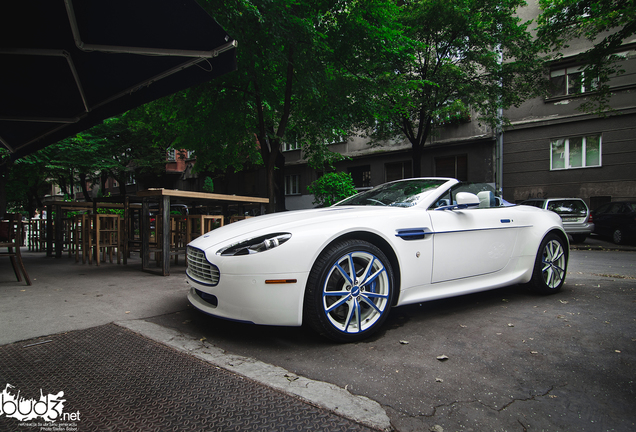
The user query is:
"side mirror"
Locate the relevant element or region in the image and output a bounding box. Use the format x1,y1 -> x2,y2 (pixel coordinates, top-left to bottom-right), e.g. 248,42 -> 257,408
434,192 -> 480,211
456,192 -> 480,206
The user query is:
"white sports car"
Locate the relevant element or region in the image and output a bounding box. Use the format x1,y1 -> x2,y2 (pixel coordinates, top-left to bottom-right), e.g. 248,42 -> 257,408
186,178 -> 568,342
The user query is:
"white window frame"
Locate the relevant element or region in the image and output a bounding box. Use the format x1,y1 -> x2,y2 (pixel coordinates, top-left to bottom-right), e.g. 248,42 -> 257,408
284,175 -> 300,195
550,135 -> 602,170
167,148 -> 176,161
283,139 -> 300,152
550,66 -> 597,97
126,173 -> 136,185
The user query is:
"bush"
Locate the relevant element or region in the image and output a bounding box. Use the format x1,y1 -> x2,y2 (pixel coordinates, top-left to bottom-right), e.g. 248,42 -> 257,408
308,172 -> 358,207
203,177 -> 214,193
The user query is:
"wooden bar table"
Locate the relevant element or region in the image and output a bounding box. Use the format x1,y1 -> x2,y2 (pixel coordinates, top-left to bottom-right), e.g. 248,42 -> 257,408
43,201 -> 126,258
135,189 -> 268,276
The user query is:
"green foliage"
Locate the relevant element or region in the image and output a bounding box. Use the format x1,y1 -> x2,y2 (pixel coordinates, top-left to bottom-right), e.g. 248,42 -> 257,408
96,208 -> 124,217
145,0 -> 405,211
537,0 -> 636,114
2,149 -> 50,215
308,172 -> 358,207
202,177 -> 214,193
363,0 -> 546,176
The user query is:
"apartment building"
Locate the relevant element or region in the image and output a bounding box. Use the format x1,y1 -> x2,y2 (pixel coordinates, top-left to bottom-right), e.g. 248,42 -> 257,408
282,2 -> 636,211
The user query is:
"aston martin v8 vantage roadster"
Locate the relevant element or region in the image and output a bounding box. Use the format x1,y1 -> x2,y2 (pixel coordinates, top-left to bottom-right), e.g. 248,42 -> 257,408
186,178 -> 568,342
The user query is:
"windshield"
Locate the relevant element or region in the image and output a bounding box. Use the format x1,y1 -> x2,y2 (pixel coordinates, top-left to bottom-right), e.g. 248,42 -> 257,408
335,179 -> 447,207
431,182 -> 509,209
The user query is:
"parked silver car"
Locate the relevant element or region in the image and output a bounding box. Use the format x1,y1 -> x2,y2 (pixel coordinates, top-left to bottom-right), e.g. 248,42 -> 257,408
520,198 -> 594,244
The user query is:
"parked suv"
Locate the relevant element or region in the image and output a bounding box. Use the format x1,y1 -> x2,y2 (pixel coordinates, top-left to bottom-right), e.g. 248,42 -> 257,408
520,198 -> 594,244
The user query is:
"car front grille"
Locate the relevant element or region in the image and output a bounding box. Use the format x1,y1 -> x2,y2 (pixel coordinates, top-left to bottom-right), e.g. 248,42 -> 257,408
187,247 -> 220,286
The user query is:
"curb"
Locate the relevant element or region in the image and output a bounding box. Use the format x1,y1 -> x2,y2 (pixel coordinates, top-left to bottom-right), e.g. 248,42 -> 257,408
116,320 -> 393,432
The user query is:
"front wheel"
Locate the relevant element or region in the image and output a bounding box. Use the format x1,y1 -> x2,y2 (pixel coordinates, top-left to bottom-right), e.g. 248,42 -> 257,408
304,240 -> 394,342
529,233 -> 568,294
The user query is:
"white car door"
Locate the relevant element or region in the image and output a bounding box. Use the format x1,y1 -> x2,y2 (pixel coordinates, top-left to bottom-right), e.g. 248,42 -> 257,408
428,203 -> 521,283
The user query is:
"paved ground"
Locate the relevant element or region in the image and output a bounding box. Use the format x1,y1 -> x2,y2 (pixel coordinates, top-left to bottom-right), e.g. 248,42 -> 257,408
148,245 -> 636,432
1,235 -> 635,431
0,252 -> 390,431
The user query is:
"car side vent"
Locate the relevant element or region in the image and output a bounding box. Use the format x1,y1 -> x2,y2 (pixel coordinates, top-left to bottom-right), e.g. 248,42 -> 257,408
187,247 -> 220,286
395,228 -> 432,241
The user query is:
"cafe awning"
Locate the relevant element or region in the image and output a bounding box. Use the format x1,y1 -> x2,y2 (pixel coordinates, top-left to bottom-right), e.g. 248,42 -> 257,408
0,0 -> 237,161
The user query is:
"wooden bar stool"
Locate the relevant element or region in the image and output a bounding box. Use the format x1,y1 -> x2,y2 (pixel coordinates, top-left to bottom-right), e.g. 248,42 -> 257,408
95,214 -> 122,265
0,214 -> 31,285
170,215 -> 188,264
187,215 -> 224,243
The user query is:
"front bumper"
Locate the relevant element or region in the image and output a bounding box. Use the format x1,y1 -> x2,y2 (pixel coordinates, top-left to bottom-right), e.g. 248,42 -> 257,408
186,272 -> 309,326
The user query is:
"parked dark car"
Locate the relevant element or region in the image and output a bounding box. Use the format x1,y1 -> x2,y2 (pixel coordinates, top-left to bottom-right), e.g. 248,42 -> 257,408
520,198 -> 594,244
591,201 -> 636,244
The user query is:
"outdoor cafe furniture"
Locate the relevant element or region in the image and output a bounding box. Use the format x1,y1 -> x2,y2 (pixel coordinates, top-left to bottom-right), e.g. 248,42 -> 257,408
27,218 -> 46,252
0,213 -> 31,285
187,214 -> 224,243
84,214 -> 122,266
40,190 -> 267,275
136,189 -> 268,276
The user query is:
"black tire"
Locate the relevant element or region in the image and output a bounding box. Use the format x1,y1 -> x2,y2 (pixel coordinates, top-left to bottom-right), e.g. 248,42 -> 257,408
612,228 -> 625,245
529,233 -> 568,294
571,234 -> 587,244
304,239 -> 394,342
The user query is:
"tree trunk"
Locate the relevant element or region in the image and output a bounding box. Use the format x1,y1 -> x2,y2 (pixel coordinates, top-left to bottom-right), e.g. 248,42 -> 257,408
274,149 -> 286,212
118,176 -> 127,198
405,117 -> 432,179
79,172 -> 93,202
0,164 -> 7,217
411,143 -> 424,178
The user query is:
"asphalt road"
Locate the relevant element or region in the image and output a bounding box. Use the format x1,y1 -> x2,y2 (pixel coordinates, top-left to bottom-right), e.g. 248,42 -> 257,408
148,248 -> 636,432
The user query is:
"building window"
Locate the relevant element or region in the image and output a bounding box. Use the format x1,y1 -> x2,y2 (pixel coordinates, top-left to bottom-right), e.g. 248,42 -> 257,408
550,66 -> 596,97
283,139 -> 301,152
435,155 -> 467,181
385,161 -> 412,182
285,175 -> 300,195
550,135 -> 601,170
349,165 -> 371,188
167,148 -> 176,161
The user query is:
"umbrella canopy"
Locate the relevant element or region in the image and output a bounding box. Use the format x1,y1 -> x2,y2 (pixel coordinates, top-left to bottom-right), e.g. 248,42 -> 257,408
0,0 -> 237,160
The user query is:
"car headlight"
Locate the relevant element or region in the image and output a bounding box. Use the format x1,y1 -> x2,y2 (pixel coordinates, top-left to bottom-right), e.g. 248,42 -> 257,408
217,233 -> 292,256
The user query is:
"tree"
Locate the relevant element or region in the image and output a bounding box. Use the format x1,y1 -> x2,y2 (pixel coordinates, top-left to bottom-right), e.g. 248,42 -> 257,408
0,114 -> 168,215
0,151 -> 50,217
308,172 -> 358,207
537,0 -> 636,114
51,115 -> 167,200
146,0 -> 405,213
364,0 -> 546,177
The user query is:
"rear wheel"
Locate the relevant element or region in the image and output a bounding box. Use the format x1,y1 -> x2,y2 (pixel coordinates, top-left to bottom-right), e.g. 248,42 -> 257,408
612,228 -> 625,245
530,233 -> 567,294
571,234 -> 587,244
304,240 -> 394,342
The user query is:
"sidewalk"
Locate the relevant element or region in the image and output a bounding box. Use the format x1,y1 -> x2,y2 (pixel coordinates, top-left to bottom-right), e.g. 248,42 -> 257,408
0,252 -> 390,432
569,234 -> 636,251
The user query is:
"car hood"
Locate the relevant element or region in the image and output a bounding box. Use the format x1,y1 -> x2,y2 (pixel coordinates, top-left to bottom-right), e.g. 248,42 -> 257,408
188,206 -> 405,251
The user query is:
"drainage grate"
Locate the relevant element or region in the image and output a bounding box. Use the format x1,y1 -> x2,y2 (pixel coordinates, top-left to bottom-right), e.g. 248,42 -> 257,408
0,324 -> 375,432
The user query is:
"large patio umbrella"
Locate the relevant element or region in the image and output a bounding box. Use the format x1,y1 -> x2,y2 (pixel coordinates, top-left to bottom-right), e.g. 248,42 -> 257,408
0,0 -> 237,161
